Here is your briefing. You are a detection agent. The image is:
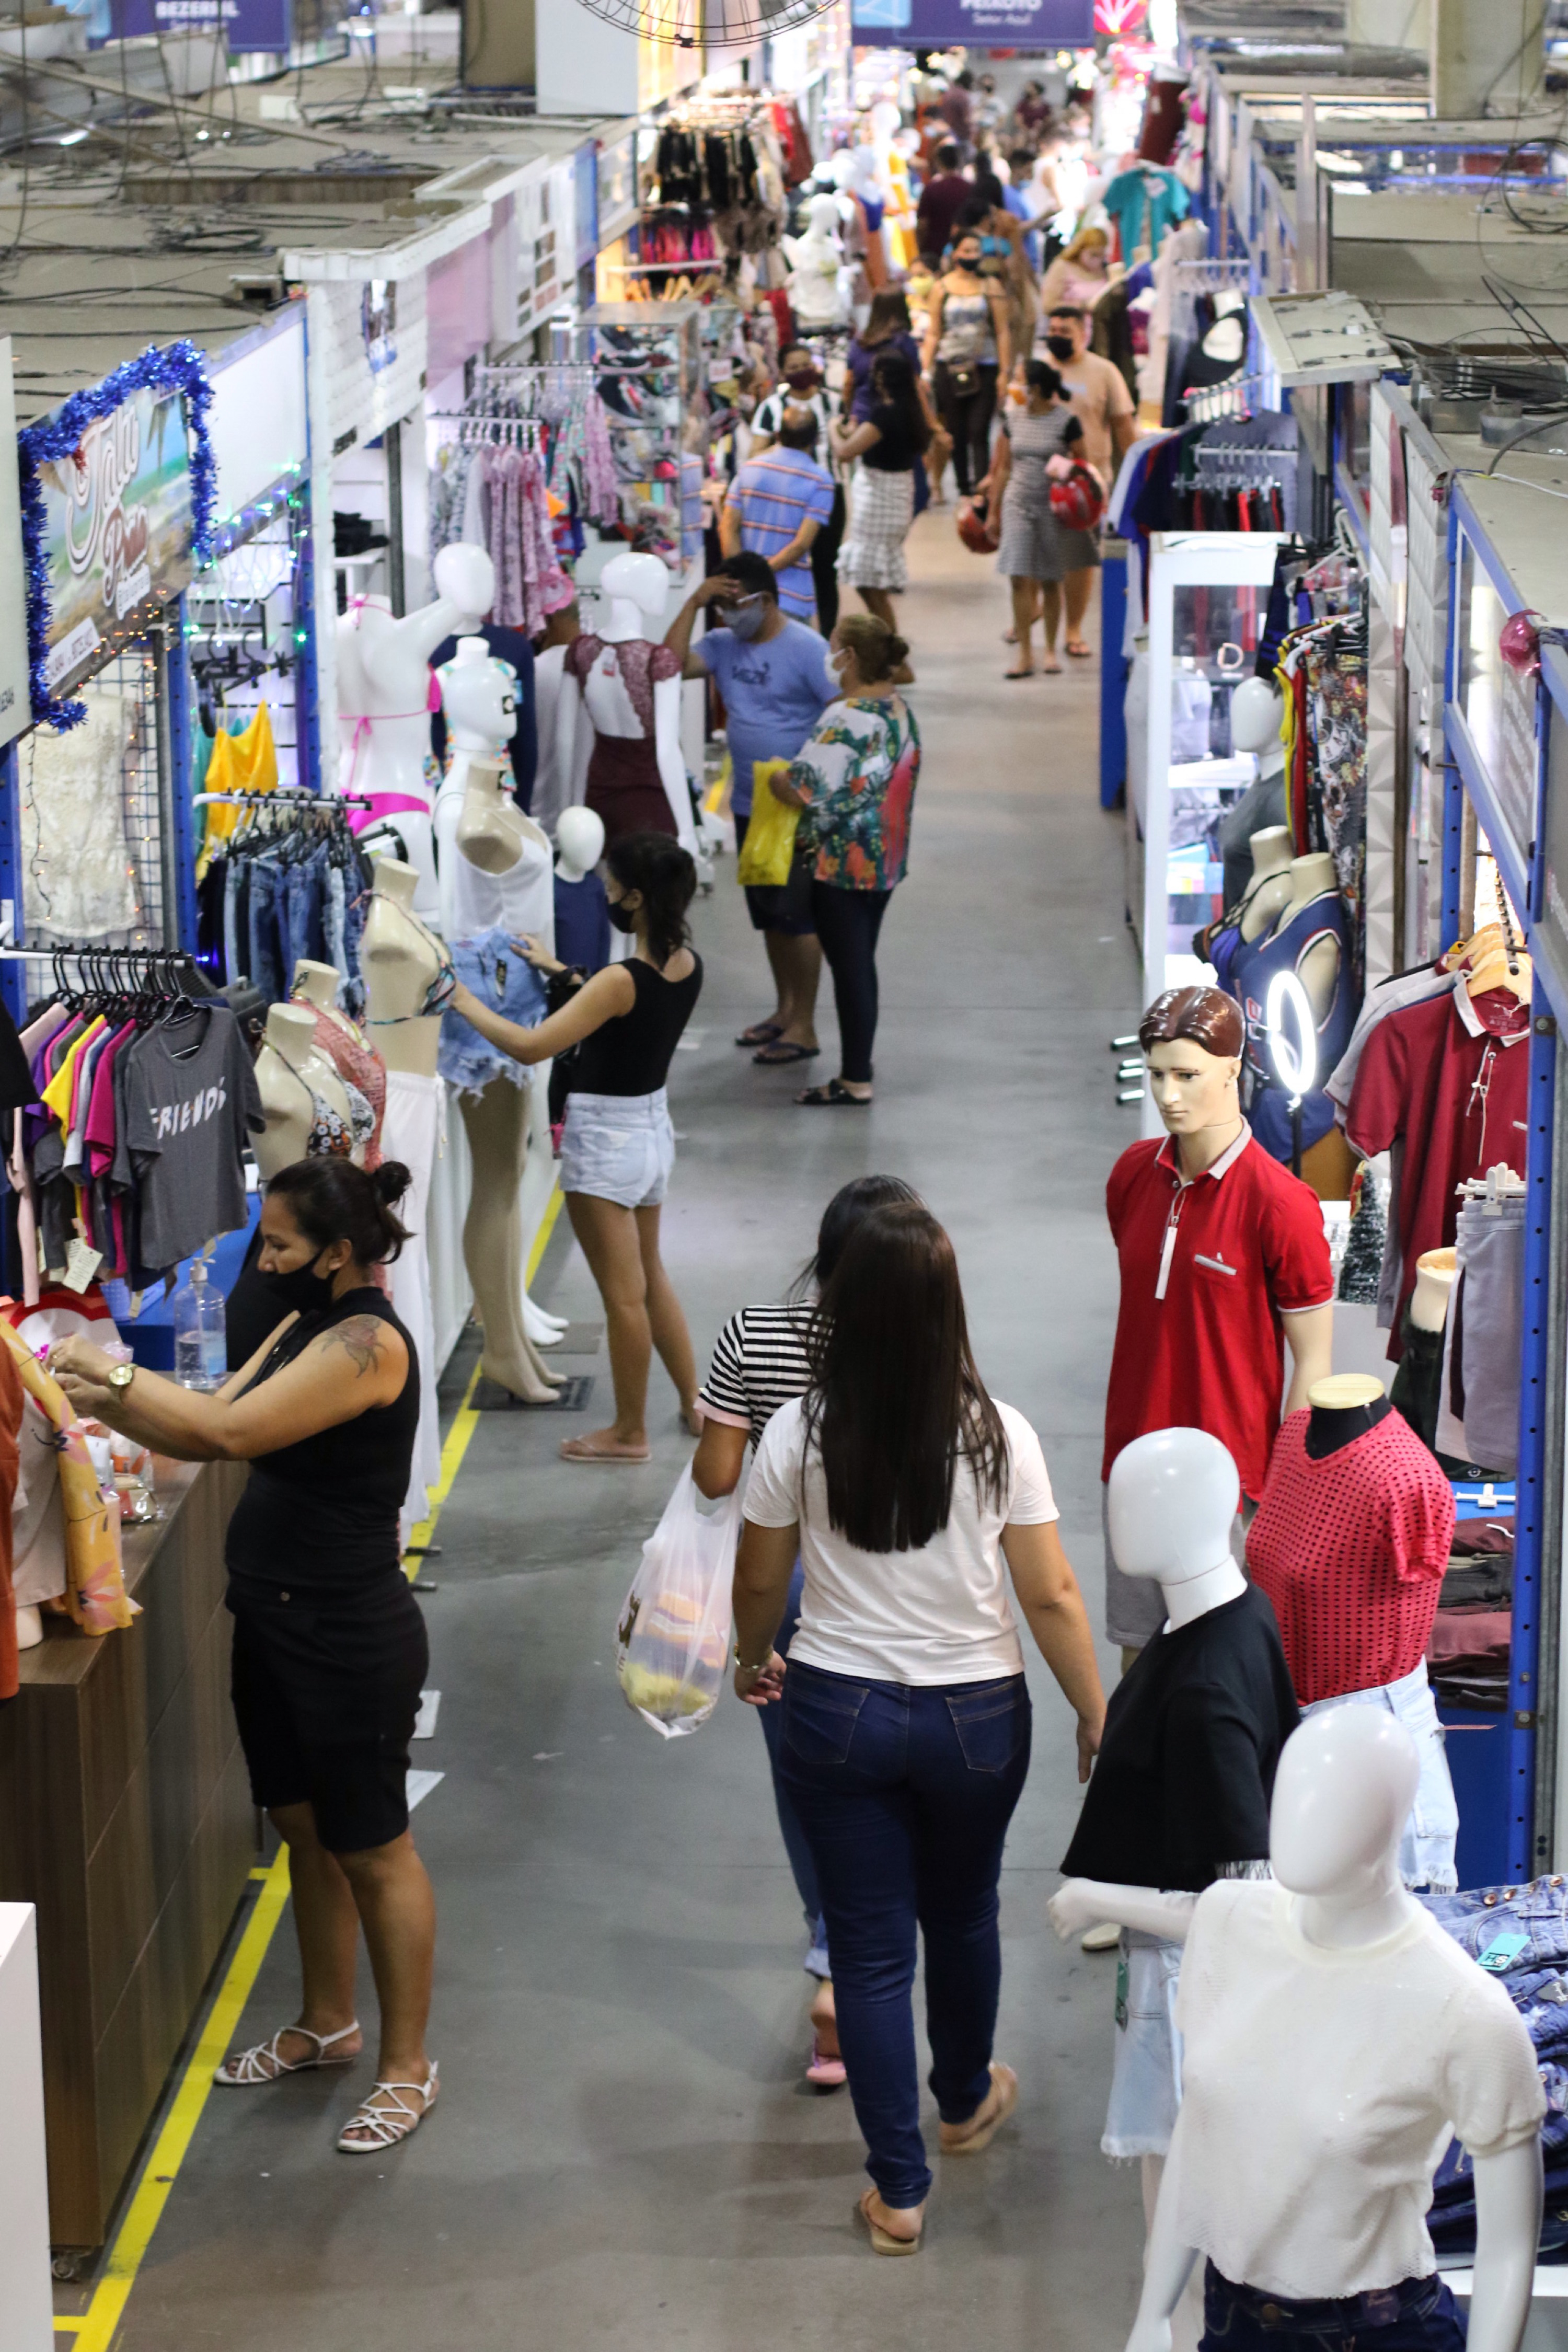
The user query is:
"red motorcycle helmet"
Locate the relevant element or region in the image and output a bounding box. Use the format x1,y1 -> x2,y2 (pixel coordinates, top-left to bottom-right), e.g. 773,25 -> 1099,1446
1050,464 -> 1106,532
956,496 -> 999,554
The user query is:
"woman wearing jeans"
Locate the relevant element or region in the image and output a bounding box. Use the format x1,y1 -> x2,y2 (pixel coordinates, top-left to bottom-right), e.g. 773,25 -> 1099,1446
732,1202 -> 1106,2253
777,614 -> 918,1109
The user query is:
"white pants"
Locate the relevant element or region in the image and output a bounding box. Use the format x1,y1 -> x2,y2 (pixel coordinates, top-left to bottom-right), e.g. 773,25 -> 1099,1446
381,1068 -> 445,1528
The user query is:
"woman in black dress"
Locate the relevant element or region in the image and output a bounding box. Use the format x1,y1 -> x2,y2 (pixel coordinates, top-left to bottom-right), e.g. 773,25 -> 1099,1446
49,1157 -> 438,2157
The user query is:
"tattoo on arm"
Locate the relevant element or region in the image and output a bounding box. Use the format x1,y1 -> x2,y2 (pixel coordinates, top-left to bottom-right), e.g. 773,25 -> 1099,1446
322,1315 -> 388,1377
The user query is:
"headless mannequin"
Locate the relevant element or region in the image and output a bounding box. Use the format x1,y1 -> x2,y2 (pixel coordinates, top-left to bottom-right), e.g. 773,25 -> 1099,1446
527,605 -> 581,834
783,191 -> 851,328
1125,1710 -> 1541,2352
557,552 -> 695,854
253,1002 -> 354,1177
291,955 -> 354,1030
1410,1247 -> 1457,1335
339,543 -> 494,922
1238,826 -> 1295,943
1304,1370 -> 1390,1459
361,857 -> 447,1080
1271,851 -> 1343,1019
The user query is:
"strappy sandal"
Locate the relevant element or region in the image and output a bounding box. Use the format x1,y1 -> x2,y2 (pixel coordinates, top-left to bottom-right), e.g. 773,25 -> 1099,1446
336,2061 -> 439,2154
796,1079 -> 871,1108
214,2021 -> 361,2086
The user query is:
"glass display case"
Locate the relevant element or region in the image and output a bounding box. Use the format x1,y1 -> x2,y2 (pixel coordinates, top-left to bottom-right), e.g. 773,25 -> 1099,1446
1134,531 -> 1288,1134
581,302 -> 704,573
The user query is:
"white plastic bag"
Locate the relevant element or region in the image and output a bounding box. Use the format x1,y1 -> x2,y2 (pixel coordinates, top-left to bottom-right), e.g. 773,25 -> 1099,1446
615,1465 -> 744,1739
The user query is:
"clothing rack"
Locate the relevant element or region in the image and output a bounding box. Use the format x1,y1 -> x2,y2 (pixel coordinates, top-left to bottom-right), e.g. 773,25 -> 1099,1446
1186,370 -> 1269,424
192,790 -> 372,810
427,412 -> 546,449
1173,258 -> 1253,287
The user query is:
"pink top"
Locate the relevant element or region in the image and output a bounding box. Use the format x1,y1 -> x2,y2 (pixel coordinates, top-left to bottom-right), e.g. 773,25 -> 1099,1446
292,1000 -> 387,1172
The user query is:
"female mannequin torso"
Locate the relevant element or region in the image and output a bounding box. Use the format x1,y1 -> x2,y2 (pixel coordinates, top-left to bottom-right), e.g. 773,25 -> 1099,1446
254,1003 -> 354,1177
362,859 -> 447,1079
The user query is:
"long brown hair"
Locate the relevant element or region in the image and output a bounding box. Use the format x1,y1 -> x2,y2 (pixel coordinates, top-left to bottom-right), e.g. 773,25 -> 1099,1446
803,1204 -> 1008,1552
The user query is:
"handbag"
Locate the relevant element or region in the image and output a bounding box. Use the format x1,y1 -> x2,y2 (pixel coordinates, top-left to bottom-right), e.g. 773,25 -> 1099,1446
735,759 -> 800,887
947,364 -> 980,398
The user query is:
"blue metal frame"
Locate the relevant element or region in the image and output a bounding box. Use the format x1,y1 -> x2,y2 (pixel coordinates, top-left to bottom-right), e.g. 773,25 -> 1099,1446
1100,546 -> 1128,810
164,592 -> 199,953
0,742 -> 22,1028
293,474 -> 322,796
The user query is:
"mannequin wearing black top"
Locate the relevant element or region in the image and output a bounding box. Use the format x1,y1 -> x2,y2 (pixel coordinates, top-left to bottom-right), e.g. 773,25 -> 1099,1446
1305,1383 -> 1392,1460
447,835 -> 705,1463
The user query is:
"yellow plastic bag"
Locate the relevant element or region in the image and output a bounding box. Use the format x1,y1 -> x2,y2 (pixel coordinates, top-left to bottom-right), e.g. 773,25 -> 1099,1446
0,1323 -> 136,1634
735,759 -> 800,887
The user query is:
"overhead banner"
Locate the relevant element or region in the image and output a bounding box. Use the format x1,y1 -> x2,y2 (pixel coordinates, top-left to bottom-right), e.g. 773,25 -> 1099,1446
110,0 -> 292,54
34,382 -> 195,700
850,0 -> 1093,43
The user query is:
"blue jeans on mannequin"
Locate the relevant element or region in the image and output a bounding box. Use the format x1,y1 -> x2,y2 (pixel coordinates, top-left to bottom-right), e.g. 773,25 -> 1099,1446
778,1662 -> 1031,2207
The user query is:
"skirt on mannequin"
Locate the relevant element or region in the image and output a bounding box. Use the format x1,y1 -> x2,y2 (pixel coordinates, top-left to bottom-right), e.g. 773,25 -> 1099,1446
585,733 -> 678,845
381,1068 -> 444,1528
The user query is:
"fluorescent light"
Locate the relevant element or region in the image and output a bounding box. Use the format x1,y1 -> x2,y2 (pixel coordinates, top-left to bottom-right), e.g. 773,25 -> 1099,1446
58,128 -> 87,146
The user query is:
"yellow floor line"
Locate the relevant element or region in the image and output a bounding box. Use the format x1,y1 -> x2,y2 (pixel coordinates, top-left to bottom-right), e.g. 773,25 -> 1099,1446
64,1179 -> 564,2347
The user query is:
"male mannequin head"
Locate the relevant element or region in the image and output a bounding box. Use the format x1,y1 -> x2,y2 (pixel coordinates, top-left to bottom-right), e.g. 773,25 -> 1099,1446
1139,985 -> 1246,1174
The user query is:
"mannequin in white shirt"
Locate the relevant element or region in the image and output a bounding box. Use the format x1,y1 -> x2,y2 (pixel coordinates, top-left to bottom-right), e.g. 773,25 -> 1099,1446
556,553 -> 694,853
253,1002 -> 355,1178
1120,1707 -> 1541,2352
339,543 -> 494,920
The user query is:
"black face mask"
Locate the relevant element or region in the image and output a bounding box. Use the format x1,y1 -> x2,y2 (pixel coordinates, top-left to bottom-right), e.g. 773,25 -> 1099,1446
1045,333 -> 1076,361
607,899 -> 639,935
261,1253 -> 336,1317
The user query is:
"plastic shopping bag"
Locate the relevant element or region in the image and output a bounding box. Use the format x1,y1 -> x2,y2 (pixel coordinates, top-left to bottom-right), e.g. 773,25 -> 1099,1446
734,760 -> 800,887
616,1464 -> 743,1738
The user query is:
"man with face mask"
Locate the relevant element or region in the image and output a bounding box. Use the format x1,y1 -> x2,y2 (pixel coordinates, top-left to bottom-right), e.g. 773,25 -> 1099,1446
665,552 -> 837,1064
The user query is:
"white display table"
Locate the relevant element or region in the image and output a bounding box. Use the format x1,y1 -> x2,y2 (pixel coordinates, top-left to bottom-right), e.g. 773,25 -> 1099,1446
0,1904 -> 51,2350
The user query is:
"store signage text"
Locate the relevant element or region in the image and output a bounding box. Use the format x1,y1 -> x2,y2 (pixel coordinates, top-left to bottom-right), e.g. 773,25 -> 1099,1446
36,386 -> 193,695
850,0 -> 1094,43
110,0 -> 293,53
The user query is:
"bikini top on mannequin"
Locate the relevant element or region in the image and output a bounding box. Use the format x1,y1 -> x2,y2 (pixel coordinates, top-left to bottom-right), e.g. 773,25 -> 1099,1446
271,1050 -> 375,1160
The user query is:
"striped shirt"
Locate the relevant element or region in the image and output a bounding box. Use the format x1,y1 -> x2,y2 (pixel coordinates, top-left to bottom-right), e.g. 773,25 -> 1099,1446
697,1300 -> 814,1448
724,448 -> 835,622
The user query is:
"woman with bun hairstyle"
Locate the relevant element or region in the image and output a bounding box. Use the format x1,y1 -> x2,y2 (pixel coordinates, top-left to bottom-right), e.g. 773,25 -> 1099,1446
770,614 -> 920,1107
448,828 -> 705,1463
48,1157 -> 442,2157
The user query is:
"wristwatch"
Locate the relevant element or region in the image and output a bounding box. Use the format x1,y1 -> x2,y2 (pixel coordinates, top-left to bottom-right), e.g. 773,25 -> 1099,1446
107,1362 -> 135,1394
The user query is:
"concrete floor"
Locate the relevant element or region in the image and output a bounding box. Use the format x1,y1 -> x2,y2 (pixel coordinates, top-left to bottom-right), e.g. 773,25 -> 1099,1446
109,513 -> 1150,2349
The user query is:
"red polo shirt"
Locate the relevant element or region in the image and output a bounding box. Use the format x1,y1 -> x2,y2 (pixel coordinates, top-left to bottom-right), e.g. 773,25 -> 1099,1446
1104,1127 -> 1334,1502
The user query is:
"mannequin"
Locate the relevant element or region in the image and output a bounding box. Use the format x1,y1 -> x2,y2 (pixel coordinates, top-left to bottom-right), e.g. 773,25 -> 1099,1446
1248,1371 -> 1459,1891
253,1003 -> 355,1178
1232,851 -> 1356,1168
1218,679 -> 1289,913
1122,1709 -> 1542,2352
1102,984 -> 1334,1654
528,605 -> 582,835
291,957 -> 386,1171
338,542 -> 494,921
557,554 -> 695,854
1410,1246 -> 1457,1334
554,805 -> 610,975
363,857 -> 449,1524
782,192 -> 851,329
1238,826 -> 1295,944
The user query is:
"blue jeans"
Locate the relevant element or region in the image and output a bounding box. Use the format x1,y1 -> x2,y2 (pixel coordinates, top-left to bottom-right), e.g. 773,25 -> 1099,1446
246,857 -> 285,1004
1423,1875 -> 1568,1973
757,1562 -> 828,1976
1200,2267 -> 1466,2352
778,1662 -> 1031,2206
283,845 -> 329,976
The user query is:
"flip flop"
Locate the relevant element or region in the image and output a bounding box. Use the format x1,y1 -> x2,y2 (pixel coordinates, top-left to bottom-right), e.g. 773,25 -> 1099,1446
797,1080 -> 871,1108
753,1041 -> 820,1065
736,1018 -> 785,1047
1003,667 -> 1036,681
1065,639 -> 1093,659
855,2188 -> 922,2256
559,1435 -> 651,1464
940,2062 -> 1018,2157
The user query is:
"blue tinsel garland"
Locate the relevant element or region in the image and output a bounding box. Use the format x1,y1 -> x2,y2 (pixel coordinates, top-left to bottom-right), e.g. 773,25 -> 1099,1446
17,338 -> 216,731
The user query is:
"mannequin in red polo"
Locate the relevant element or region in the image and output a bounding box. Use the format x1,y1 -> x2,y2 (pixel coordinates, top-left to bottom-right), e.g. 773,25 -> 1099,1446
1104,985 -> 1334,1654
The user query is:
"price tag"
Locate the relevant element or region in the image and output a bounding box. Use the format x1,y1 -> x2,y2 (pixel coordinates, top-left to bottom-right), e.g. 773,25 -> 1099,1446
1479,1929 -> 1529,1972
63,1239 -> 103,1295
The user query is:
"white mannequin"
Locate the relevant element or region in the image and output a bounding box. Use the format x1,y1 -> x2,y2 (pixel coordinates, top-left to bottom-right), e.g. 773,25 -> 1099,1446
782,192 -> 851,329
253,1002 -> 354,1178
1410,1246 -> 1457,1335
1124,1709 -> 1541,2352
1238,825 -> 1296,941
1272,850 -> 1344,1020
556,552 -> 695,855
555,804 -> 605,884
1230,677 -> 1285,779
338,543 -> 494,922
361,856 -> 447,1081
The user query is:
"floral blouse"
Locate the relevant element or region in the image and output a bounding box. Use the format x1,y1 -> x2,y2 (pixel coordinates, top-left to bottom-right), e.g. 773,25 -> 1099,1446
786,694 -> 921,892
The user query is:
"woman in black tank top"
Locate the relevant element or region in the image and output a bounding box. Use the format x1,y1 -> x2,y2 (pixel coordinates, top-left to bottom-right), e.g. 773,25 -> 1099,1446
448,828 -> 705,1465
48,1158 -> 441,2159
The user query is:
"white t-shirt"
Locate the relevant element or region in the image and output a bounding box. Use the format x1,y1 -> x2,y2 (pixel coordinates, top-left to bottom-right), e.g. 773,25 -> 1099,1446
744,1396 -> 1057,1685
1172,1880 -> 1544,2300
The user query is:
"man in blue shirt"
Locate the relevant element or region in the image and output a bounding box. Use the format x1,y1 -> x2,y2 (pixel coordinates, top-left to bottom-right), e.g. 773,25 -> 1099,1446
721,408 -> 836,626
665,551 -> 837,1066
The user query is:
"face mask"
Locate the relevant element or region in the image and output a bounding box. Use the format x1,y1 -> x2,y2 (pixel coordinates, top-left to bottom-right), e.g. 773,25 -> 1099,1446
607,898 -> 639,935
1045,334 -> 1076,361
785,368 -> 821,392
261,1252 -> 336,1317
727,601 -> 769,641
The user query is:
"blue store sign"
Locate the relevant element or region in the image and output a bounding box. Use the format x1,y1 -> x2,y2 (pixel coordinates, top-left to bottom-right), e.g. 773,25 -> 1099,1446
110,0 -> 292,53
851,0 -> 1093,43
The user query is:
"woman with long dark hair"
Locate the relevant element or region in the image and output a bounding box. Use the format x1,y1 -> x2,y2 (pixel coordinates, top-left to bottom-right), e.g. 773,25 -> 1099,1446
49,1158 -> 441,2155
448,829 -> 704,1463
694,1172 -> 921,2086
733,1203 -> 1105,2252
830,352 -> 931,631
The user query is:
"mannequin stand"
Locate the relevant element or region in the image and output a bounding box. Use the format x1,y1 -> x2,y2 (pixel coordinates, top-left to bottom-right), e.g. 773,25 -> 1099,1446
457,1080 -> 562,1403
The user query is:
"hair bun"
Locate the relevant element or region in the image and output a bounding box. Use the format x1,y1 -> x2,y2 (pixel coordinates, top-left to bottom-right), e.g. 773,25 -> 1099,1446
887,635 -> 910,667
373,1159 -> 412,1209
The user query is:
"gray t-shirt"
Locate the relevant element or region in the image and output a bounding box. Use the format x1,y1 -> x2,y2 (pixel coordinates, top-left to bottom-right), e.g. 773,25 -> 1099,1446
114,1006 -> 263,1271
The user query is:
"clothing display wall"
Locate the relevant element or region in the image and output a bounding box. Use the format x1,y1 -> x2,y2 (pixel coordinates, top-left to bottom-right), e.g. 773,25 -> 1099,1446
197,795 -> 374,1011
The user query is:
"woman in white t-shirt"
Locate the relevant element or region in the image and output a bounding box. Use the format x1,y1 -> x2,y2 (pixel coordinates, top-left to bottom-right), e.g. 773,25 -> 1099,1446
733,1202 -> 1105,2256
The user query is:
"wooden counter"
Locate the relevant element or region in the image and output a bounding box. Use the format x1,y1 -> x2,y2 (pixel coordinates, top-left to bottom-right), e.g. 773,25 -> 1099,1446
0,1456 -> 253,2254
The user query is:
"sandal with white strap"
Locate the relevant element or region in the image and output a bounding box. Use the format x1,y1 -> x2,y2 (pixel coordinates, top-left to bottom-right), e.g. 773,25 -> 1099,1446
336,2061 -> 439,2154
214,2021 -> 362,2087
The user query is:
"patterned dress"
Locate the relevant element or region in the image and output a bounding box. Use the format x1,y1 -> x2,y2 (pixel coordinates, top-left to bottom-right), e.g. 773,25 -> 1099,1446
785,694 -> 921,891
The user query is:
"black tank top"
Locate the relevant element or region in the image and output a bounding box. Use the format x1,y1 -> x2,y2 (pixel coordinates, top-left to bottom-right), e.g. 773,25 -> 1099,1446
224,1286 -> 420,1598
570,952 -> 703,1097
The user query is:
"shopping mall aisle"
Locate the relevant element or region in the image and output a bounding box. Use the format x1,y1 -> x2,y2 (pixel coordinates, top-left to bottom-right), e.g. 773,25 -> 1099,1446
105,517 -> 1149,2351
